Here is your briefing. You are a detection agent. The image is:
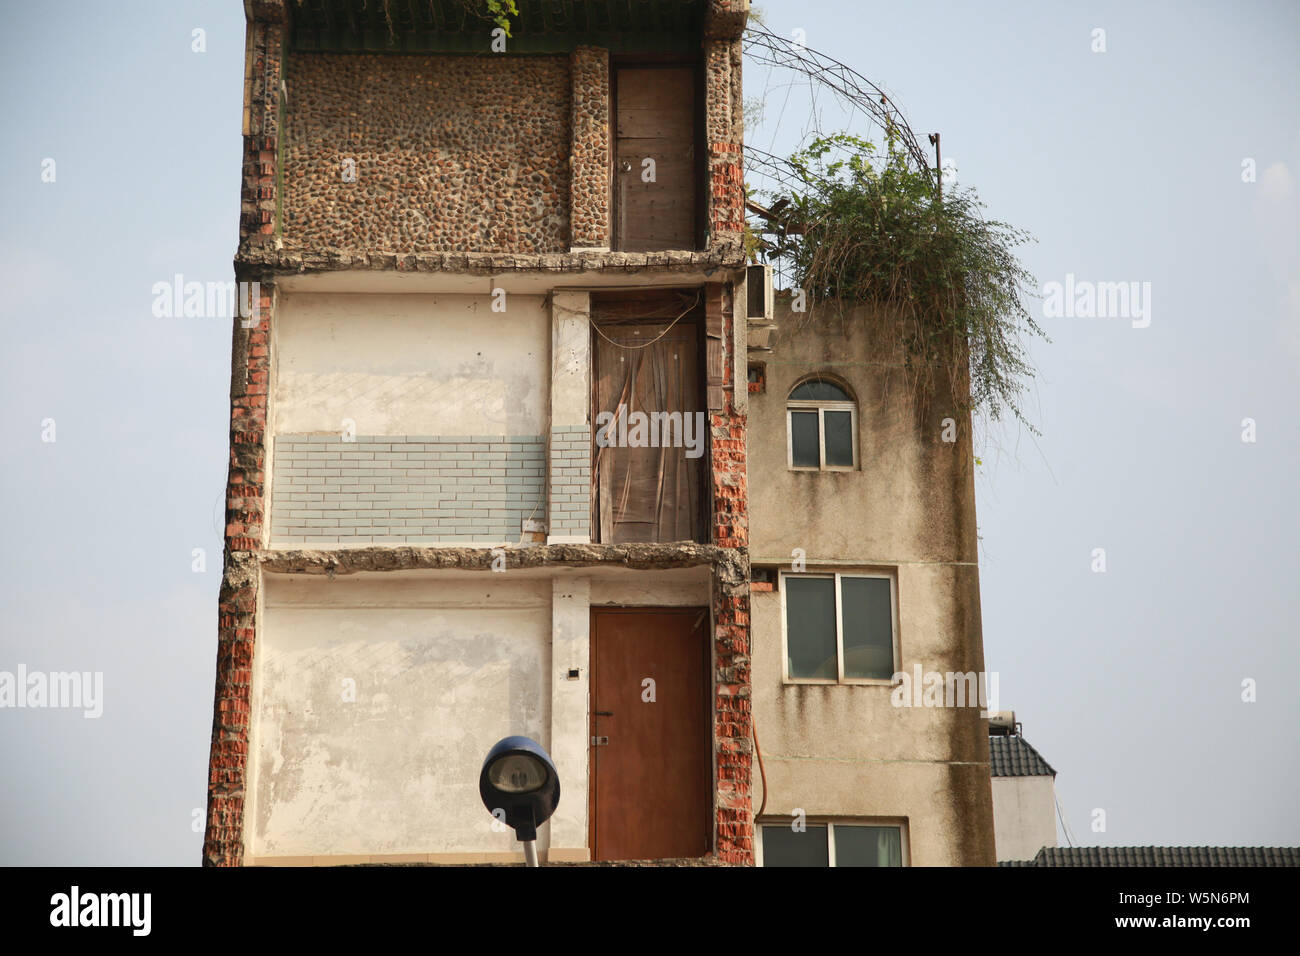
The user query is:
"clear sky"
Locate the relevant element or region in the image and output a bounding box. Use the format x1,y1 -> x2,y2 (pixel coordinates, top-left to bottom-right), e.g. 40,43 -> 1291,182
1,0 -> 1297,864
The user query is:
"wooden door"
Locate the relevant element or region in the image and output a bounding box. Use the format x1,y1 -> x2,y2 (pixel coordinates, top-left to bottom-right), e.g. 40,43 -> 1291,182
589,607 -> 711,860
614,65 -> 698,251
589,292 -> 706,545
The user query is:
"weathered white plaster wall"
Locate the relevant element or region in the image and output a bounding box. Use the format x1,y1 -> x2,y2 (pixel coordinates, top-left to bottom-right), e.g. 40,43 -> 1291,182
992,775 -> 1058,863
549,577 -> 589,853
250,566 -> 712,860
251,571 -> 552,857
550,291 -> 589,428
272,292 -> 549,436
589,565 -> 711,606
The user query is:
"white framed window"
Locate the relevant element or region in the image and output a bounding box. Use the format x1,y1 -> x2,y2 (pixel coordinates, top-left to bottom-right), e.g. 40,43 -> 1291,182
780,570 -> 898,682
757,820 -> 908,867
786,378 -> 857,470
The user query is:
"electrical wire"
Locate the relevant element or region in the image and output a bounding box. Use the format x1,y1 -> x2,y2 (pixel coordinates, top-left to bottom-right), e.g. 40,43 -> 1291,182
588,291 -> 702,351
1054,786 -> 1077,847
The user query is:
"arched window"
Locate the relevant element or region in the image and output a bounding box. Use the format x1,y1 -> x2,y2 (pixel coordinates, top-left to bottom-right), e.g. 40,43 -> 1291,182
787,378 -> 857,469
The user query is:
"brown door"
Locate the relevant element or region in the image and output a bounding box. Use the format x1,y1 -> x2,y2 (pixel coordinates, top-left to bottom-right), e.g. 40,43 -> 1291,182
614,65 -> 698,251
590,607 -> 711,860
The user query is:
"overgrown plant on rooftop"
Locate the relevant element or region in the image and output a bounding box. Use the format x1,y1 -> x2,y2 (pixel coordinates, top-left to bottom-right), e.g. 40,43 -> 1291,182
752,131 -> 1046,432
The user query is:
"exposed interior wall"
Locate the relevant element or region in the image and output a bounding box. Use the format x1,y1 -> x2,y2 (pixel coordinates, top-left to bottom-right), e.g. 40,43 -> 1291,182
269,434 -> 547,546
569,47 -> 610,249
992,775 -> 1058,863
267,292 -> 549,545
272,292 -> 548,437
590,565 -> 711,605
281,53 -> 572,254
747,301 -> 995,866
249,566 -> 712,861
252,571 -> 553,857
548,576 -> 590,856
548,290 -> 592,542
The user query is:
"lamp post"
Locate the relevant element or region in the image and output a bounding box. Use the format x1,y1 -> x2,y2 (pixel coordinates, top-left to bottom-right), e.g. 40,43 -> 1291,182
479,735 -> 560,867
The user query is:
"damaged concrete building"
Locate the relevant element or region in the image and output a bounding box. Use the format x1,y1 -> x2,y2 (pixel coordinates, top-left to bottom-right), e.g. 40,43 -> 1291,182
204,0 -> 994,866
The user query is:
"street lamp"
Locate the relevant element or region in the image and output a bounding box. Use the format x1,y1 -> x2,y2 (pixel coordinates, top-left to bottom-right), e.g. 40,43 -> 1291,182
479,735 -> 560,867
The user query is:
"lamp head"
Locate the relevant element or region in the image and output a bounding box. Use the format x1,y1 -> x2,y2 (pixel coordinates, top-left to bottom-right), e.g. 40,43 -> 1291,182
479,736 -> 560,842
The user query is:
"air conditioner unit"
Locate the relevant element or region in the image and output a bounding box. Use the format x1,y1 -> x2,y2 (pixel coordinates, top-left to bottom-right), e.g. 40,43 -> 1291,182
746,263 -> 774,323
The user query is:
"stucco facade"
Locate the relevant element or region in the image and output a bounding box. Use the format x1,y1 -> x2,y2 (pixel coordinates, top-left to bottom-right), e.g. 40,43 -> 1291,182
992,775 -> 1058,863
746,300 -> 997,866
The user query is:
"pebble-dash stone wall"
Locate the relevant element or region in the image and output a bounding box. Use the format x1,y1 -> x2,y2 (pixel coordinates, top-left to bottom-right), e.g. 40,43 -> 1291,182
569,47 -> 609,249
282,53 -> 571,254
549,425 -> 591,538
270,435 -> 546,544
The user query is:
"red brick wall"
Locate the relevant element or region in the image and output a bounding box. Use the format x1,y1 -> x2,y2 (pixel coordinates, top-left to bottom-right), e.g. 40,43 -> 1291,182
203,279 -> 272,867
705,38 -> 744,242
709,141 -> 745,238
203,309 -> 270,865
240,15 -> 283,247
205,4 -> 282,866
709,283 -> 753,864
205,579 -> 258,866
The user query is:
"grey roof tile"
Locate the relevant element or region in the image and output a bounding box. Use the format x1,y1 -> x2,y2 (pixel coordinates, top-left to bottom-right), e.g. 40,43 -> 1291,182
1004,846 -> 1300,867
990,735 -> 1056,777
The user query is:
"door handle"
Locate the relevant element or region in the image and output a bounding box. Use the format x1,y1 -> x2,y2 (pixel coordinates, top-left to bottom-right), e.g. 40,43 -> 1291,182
591,735 -> 610,746
594,711 -> 614,717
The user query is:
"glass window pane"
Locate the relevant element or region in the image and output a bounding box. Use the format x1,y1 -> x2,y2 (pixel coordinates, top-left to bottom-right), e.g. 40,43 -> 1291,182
790,411 -> 820,467
840,577 -> 894,679
789,380 -> 851,401
785,577 -> 838,679
824,410 -> 853,466
762,825 -> 829,867
834,826 -> 903,867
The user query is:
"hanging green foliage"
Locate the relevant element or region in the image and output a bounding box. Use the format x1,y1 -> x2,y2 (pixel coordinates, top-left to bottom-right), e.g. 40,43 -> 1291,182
754,132 -> 1046,431
483,0 -> 519,36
